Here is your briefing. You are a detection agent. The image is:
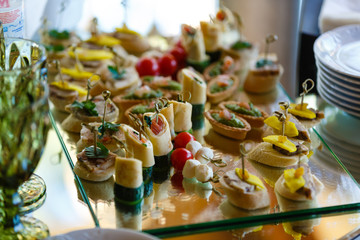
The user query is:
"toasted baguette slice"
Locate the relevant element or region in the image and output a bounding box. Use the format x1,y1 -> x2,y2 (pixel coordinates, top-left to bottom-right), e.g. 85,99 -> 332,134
275,172 -> 324,201
219,170 -> 270,210
74,151 -> 117,182
247,142 -> 303,168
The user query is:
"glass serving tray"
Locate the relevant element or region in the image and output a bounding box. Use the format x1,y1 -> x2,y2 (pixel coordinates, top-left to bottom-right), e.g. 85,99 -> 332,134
49,84 -> 360,239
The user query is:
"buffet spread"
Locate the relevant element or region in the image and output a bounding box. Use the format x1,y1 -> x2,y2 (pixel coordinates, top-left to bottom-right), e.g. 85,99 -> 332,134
44,6 -> 360,239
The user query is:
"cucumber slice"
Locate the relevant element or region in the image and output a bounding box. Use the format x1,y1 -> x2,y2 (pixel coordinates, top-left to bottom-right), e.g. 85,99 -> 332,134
144,179 -> 153,198
186,58 -> 210,73
114,182 -> 144,202
154,153 -> 171,169
143,166 -> 153,183
152,166 -> 171,184
153,153 -> 172,183
192,104 -> 205,130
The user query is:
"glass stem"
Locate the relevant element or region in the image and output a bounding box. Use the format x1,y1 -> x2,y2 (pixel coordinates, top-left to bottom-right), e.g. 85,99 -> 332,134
0,188 -> 23,230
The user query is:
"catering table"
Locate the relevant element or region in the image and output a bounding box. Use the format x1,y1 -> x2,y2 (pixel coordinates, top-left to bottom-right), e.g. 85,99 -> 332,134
30,86 -> 360,240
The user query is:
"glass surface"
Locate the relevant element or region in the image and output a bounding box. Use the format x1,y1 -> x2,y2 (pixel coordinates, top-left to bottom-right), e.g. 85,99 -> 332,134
48,82 -> 360,238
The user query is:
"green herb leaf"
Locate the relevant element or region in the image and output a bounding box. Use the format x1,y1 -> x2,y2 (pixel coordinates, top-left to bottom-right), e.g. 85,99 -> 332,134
48,29 -> 70,40
85,142 -> 109,158
71,100 -> 98,116
108,65 -> 126,80
98,122 -> 120,138
142,76 -> 155,82
231,40 -> 252,50
256,59 -> 274,68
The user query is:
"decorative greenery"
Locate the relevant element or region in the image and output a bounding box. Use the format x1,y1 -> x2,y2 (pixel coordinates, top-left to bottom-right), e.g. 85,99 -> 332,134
225,102 -> 262,117
256,59 -> 274,68
211,112 -> 244,128
98,122 -> 120,138
144,115 -> 152,127
231,40 -> 252,50
48,29 -> 70,40
71,100 -> 98,116
45,44 -> 65,52
123,89 -> 162,100
108,65 -> 126,80
85,142 -> 109,158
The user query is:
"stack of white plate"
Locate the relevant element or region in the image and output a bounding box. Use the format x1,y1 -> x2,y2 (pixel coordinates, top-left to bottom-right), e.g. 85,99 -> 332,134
316,106 -> 360,181
314,24 -> 360,119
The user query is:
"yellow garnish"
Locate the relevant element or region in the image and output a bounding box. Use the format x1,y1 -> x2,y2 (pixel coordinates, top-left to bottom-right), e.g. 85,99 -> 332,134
294,167 -> 304,178
68,48 -> 114,61
115,25 -> 140,36
86,35 -> 121,47
282,222 -> 302,240
284,168 -> 305,193
307,150 -> 313,158
278,135 -> 287,143
264,116 -> 298,137
235,168 -> 265,190
50,81 -> 87,96
263,135 -> 297,153
287,103 -> 316,119
61,67 -> 100,81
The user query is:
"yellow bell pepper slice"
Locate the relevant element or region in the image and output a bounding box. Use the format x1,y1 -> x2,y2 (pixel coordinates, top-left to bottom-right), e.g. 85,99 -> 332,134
60,67 -> 100,81
283,167 -> 305,193
68,47 -> 114,61
288,103 -> 316,119
86,35 -> 121,47
263,135 -> 297,153
235,168 -> 265,190
115,24 -> 140,36
50,81 -> 87,97
264,115 -> 299,137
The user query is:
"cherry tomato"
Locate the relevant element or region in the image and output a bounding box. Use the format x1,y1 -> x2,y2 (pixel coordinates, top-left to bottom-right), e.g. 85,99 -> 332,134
169,46 -> 187,66
135,57 -> 159,77
158,53 -> 177,76
174,132 -> 196,149
171,148 -> 193,171
170,171 -> 184,192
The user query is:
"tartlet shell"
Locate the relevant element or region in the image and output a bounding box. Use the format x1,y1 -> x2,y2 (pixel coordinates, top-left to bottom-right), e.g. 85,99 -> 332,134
204,110 -> 251,140
218,101 -> 268,128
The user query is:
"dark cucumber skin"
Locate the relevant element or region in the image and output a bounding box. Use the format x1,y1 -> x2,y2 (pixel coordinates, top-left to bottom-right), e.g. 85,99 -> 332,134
153,153 -> 171,184
192,104 -> 205,130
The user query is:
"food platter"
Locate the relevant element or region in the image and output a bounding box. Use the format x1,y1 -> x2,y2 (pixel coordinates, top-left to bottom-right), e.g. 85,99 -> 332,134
44,6 -> 360,239
49,84 -> 360,239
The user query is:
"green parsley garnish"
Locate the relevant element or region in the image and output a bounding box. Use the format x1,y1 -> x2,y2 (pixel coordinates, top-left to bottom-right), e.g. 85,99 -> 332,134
85,142 -> 109,158
256,59 -> 274,68
48,29 -> 70,40
108,65 -> 126,80
231,40 -> 252,50
98,122 -> 120,138
71,100 -> 98,116
45,44 -> 65,52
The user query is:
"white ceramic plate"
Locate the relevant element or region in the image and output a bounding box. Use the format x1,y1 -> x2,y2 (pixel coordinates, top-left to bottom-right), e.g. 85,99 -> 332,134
314,24 -> 360,78
317,81 -> 360,118
45,228 -> 159,240
318,79 -> 360,108
317,67 -> 360,95
318,74 -> 360,103
316,59 -> 360,86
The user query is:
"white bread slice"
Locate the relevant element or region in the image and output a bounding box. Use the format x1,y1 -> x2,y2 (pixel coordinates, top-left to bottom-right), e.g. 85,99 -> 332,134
247,142 -> 299,168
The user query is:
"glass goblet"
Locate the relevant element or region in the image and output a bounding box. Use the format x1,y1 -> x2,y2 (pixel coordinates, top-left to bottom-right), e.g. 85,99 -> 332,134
0,39 -> 50,239
0,37 -> 48,215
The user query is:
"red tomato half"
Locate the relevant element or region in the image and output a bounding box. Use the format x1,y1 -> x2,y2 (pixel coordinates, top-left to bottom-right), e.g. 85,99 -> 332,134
171,148 -> 193,171
169,46 -> 186,66
158,53 -> 177,76
173,132 -> 196,149
135,57 -> 160,77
